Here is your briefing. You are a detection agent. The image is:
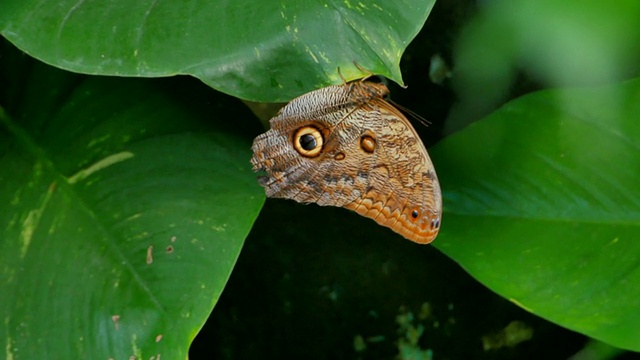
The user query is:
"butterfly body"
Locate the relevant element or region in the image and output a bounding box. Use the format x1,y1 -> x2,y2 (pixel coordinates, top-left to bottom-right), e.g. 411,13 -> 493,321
251,80 -> 442,244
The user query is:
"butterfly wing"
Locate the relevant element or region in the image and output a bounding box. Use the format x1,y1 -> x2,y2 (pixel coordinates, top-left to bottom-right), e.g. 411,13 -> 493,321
251,81 -> 442,244
251,84 -> 374,206
343,96 -> 442,243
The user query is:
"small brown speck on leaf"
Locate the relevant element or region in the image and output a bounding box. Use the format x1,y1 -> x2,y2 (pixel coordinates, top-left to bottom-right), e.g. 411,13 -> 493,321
146,245 -> 154,264
111,315 -> 120,330
166,245 -> 174,254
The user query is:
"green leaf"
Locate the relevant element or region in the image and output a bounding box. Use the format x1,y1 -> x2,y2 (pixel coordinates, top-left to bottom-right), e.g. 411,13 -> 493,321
0,0 -> 435,101
432,78 -> 640,351
0,55 -> 264,357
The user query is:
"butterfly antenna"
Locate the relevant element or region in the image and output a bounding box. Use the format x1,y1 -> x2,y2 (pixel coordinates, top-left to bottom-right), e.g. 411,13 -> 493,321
337,66 -> 348,85
353,61 -> 376,82
388,98 -> 432,127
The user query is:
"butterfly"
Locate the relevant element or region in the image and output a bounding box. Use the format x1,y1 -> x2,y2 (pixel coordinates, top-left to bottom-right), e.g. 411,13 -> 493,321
251,79 -> 442,244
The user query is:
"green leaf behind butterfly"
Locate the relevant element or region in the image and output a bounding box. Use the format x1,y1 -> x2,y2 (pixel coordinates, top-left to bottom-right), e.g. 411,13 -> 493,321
0,54 -> 264,358
433,78 -> 640,351
0,0 -> 435,101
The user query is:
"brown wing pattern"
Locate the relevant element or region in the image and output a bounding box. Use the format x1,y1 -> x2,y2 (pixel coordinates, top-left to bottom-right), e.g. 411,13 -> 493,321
251,80 -> 442,244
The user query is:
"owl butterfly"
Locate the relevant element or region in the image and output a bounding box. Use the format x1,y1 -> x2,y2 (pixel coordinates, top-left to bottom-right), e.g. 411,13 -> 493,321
250,79 -> 442,244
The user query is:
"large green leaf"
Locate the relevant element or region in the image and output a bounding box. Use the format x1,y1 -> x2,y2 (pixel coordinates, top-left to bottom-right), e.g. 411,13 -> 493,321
432,78 -> 640,351
0,53 -> 264,357
0,0 -> 434,101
